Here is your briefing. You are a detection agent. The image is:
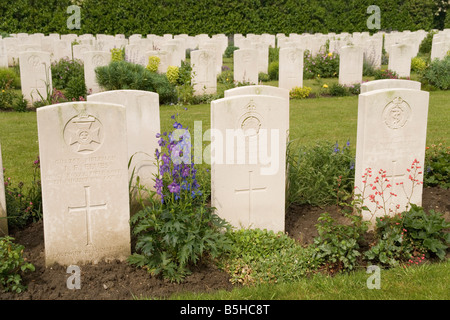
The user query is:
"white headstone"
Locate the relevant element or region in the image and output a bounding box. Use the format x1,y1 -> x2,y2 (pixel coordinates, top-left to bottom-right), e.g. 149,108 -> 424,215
150,50 -> 171,73
364,36 -> 383,69
224,85 -> 289,100
339,45 -> 364,85
224,85 -> 290,128
430,41 -> 450,61
37,101 -> 131,266
3,37 -> 19,66
161,42 -> 181,67
354,88 -> 429,223
210,94 -> 289,232
233,49 -> 258,85
253,42 -> 269,74
0,144 -> 7,236
0,40 -> 7,68
199,40 -> 222,74
83,51 -> 111,94
191,49 -> 217,95
388,43 -> 413,78
360,79 -> 421,93
87,90 -> 160,190
279,46 -> 304,91
72,44 -> 94,61
52,40 -> 72,62
19,51 -> 52,104
125,43 -> 147,66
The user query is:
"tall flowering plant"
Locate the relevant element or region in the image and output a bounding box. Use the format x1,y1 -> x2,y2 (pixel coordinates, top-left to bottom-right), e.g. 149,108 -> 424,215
154,115 -> 203,207
128,115 -> 232,282
354,159 -> 424,222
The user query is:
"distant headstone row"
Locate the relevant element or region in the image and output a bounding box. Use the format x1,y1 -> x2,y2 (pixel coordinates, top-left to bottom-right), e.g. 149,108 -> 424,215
1,29 -> 449,104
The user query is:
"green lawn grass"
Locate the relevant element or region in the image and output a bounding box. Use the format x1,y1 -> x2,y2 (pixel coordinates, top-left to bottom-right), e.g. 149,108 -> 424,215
166,260 -> 450,300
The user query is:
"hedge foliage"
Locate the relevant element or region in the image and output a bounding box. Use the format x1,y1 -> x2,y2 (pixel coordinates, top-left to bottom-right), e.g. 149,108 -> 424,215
0,0 -> 446,36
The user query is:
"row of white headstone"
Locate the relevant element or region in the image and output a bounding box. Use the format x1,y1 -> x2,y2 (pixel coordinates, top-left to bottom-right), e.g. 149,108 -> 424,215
4,29 -> 449,104
16,38 -> 444,107
0,78 -> 429,268
2,29 -> 449,65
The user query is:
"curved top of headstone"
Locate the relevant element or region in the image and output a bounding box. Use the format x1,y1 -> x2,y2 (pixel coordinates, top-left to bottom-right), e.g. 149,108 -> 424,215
87,89 -> 159,100
360,79 -> 421,94
224,85 -> 289,100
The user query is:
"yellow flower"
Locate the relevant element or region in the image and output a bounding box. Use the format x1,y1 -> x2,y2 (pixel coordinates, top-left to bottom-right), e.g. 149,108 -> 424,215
317,74 -> 320,78
1,90 -> 4,93
328,52 -> 333,57
323,84 -> 328,88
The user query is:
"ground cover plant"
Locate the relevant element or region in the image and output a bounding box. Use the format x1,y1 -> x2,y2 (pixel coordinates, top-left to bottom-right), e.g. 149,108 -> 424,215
128,116 -> 232,283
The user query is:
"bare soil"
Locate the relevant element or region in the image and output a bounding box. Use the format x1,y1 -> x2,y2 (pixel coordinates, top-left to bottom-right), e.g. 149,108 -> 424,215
1,186 -> 449,300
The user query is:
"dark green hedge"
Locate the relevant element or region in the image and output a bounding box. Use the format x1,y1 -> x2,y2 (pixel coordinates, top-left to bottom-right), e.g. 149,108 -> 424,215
0,0 -> 446,36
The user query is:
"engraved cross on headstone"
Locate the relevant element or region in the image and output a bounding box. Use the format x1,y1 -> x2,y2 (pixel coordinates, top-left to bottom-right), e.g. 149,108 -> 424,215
234,170 -> 267,225
30,79 -> 47,102
385,159 -> 406,207
68,186 -> 107,246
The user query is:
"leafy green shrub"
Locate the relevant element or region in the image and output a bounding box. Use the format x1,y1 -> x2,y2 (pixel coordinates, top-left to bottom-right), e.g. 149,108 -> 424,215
363,58 -> 376,76
146,56 -> 160,73
329,83 -> 349,96
304,51 -> 339,79
0,67 -> 20,90
289,86 -> 312,99
268,61 -> 279,80
374,69 -> 399,79
312,212 -> 369,272
286,140 -> 355,207
51,58 -> 84,90
176,61 -> 192,86
128,117 -> 232,282
0,65 -> 25,112
346,83 -> 361,95
50,58 -> 87,101
268,47 -> 279,63
65,73 -> 87,101
258,72 -> 270,82
170,61 -> 194,104
411,57 -> 428,74
166,65 -> 180,85
129,203 -> 231,282
95,60 -> 177,104
402,205 -> 450,260
110,47 -> 125,62
4,157 -> 42,230
0,236 -> 35,293
224,45 -> 239,58
364,213 -> 412,267
419,31 -> 437,55
0,89 -> 28,112
424,143 -> 450,189
366,205 -> 450,267
220,228 -> 317,285
421,55 -> 450,90
217,68 -> 234,89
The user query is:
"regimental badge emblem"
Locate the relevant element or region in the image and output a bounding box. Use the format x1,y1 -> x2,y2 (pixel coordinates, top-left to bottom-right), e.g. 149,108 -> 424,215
63,111 -> 104,154
28,55 -> 41,68
382,97 -> 411,129
238,99 -> 262,136
92,54 -> 106,67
